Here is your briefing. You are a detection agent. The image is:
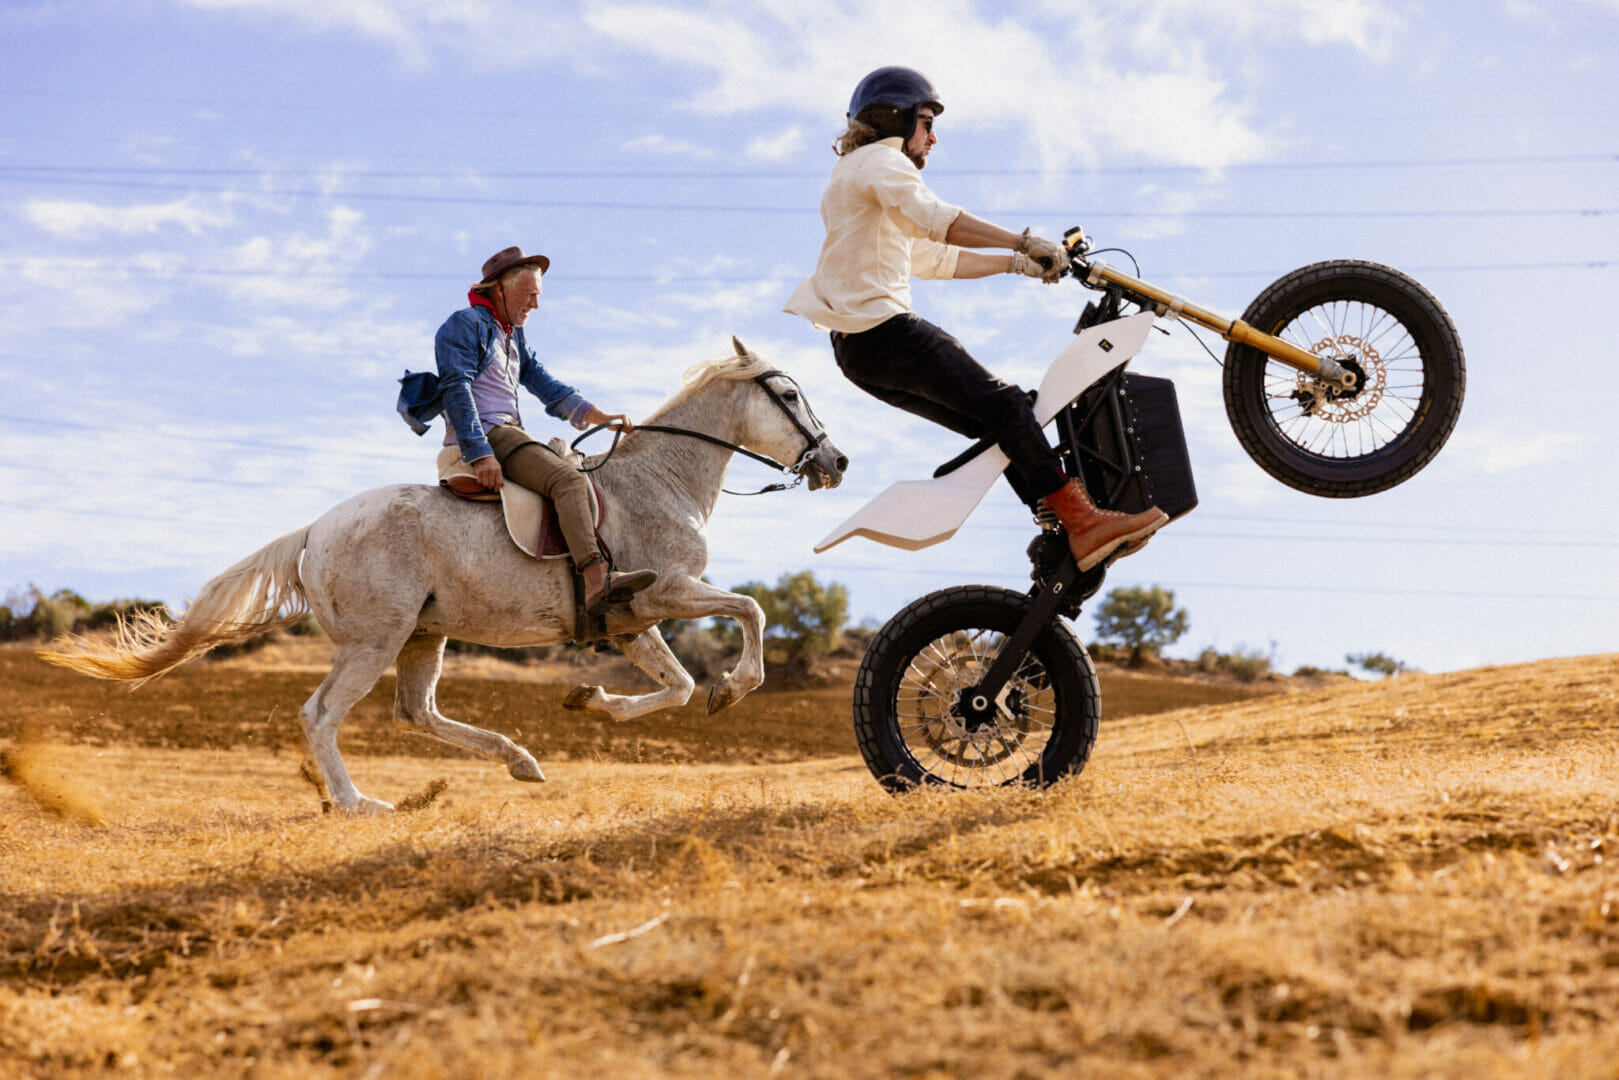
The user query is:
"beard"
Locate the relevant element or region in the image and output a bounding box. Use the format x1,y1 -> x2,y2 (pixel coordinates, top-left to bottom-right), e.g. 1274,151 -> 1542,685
906,147 -> 928,169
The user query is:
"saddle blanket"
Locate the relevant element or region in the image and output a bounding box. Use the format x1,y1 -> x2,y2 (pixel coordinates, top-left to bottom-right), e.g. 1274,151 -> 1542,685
435,443 -> 603,561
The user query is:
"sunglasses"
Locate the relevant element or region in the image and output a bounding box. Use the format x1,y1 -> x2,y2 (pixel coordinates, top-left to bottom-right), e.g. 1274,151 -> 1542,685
918,115 -> 934,133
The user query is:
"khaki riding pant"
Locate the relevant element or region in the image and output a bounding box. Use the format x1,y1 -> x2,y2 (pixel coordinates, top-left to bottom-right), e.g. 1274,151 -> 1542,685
485,424 -> 600,567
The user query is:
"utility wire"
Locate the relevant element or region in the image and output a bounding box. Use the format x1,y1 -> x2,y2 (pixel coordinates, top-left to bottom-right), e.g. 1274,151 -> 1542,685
1,152 -> 1613,179
0,413 -> 414,466
2,479 -> 1613,550
0,259 -> 1610,285
1,173 -> 1613,219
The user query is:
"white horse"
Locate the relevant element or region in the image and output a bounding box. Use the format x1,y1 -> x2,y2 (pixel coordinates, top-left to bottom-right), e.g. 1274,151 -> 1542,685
43,342 -> 847,813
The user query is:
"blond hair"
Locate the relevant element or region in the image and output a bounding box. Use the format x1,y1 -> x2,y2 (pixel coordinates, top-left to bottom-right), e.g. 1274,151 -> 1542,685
834,117 -> 886,157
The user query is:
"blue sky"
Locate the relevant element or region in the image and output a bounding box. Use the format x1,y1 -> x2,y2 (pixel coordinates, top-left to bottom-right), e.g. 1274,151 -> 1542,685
1,0 -> 1615,676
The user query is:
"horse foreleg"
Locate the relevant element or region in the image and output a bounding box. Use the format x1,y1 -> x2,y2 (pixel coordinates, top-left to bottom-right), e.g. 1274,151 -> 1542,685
393,632 -> 545,782
617,577 -> 768,714
299,644 -> 399,814
561,629 -> 697,720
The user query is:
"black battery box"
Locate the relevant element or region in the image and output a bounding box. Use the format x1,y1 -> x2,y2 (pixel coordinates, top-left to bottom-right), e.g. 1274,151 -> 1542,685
1060,371 -> 1198,522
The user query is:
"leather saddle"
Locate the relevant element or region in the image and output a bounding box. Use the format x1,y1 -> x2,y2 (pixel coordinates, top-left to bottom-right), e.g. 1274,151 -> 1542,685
434,442 -> 604,560
435,442 -> 618,644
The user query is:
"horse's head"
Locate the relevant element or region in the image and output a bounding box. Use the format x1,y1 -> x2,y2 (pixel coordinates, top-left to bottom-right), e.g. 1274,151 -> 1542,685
731,337 -> 847,491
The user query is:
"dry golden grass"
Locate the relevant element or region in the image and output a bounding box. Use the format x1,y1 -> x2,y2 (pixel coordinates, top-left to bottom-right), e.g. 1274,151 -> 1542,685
2,651 -> 1617,1078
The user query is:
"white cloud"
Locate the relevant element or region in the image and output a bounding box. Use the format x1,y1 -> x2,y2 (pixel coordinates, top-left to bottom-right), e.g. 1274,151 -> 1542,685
0,254 -> 175,328
621,133 -> 716,159
175,0 -> 1409,173
1440,425 -> 1586,475
179,0 -> 583,69
745,125 -> 806,163
221,204 -> 374,310
581,0 -> 1410,171
118,132 -> 181,164
1504,0 -> 1553,26
1219,0 -> 1404,60
23,194 -> 235,239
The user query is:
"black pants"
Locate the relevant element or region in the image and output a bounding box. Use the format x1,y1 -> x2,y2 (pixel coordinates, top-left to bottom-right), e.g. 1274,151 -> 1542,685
832,313 -> 1065,505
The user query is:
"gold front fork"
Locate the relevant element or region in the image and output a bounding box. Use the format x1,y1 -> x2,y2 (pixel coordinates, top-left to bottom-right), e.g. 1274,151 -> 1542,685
1080,261 -> 1359,391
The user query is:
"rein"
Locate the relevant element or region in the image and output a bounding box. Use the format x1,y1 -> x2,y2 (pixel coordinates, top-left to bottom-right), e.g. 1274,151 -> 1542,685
569,369 -> 823,496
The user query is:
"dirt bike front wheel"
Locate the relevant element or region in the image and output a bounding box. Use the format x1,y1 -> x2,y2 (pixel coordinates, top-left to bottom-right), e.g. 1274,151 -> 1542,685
852,585 -> 1100,793
1222,260 -> 1465,497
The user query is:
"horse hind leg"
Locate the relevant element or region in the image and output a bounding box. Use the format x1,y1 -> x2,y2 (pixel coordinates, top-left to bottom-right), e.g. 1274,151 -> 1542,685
393,632 -> 545,783
299,643 -> 400,814
562,629 -> 697,720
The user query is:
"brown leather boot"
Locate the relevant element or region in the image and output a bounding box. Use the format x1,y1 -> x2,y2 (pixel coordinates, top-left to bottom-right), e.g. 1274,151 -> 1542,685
1040,479 -> 1169,571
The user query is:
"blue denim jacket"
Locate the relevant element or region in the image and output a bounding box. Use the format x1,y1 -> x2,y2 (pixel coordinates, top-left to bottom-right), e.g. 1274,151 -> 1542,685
397,306 -> 585,464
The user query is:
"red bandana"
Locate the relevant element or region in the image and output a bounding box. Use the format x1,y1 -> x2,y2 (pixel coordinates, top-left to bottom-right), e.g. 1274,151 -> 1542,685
468,288 -> 511,332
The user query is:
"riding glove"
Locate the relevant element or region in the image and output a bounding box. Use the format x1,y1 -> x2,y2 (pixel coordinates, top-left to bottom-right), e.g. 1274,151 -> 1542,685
1016,228 -> 1068,283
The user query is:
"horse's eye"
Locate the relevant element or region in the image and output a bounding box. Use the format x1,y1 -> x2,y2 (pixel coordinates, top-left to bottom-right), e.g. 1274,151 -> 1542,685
784,390 -> 800,402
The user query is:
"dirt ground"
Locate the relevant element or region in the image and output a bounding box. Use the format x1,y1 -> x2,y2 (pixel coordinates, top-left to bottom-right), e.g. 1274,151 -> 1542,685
0,641 -> 1273,767
3,644 -> 1616,1078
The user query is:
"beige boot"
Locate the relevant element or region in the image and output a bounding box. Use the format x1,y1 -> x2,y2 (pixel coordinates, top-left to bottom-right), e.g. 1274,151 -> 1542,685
1040,479 -> 1168,572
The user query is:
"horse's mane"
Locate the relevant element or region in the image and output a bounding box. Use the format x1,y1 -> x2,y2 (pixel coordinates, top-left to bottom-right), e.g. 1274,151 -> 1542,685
642,349 -> 774,425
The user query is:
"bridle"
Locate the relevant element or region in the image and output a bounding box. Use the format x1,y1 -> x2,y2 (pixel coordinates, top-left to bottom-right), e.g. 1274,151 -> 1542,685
571,370 -> 829,494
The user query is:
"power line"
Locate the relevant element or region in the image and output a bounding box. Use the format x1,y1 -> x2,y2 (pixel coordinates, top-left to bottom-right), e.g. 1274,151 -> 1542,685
1,152 -> 1612,180
1,173 -> 1612,219
0,414 -> 415,467
0,259 -> 1610,287
3,481 -> 1614,552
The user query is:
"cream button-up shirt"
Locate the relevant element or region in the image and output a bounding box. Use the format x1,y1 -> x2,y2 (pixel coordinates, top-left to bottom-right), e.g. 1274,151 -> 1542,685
784,137 -> 963,334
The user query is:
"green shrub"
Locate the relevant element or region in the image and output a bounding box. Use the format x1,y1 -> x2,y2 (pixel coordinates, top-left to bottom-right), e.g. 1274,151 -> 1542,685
1195,645 -> 1271,683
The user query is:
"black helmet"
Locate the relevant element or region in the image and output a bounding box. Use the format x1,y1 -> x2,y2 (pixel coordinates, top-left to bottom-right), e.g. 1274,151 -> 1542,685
847,66 -> 943,138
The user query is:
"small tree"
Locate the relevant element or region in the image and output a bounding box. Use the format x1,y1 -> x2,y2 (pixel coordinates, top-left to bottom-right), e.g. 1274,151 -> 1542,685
29,587 -> 91,640
1092,585 -> 1189,666
1347,651 -> 1408,679
728,570 -> 849,670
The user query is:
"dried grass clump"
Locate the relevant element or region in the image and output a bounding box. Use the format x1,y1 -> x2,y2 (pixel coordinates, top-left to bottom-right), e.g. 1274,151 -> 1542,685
396,777 -> 449,813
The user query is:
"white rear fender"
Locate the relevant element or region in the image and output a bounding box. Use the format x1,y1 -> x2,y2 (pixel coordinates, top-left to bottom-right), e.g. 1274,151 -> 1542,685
814,312 -> 1155,553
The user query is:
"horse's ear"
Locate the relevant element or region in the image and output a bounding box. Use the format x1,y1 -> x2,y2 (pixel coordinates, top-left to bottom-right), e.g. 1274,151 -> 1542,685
731,336 -> 748,357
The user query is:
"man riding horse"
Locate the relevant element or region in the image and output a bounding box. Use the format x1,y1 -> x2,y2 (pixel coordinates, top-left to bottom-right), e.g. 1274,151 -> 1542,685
404,246 -> 657,614
785,66 -> 1167,572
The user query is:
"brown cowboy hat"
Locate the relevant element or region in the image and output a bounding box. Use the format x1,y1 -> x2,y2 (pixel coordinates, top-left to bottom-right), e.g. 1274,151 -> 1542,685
473,246 -> 550,289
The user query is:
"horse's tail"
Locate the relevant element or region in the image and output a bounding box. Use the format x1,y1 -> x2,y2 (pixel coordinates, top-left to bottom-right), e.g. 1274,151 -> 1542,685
38,526 -> 312,687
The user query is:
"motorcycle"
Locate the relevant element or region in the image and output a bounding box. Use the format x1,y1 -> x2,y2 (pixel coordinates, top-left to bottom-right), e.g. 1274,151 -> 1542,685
815,230 -> 1466,792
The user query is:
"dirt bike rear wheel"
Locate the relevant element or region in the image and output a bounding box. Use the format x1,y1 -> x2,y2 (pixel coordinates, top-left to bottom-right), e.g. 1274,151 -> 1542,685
1222,260 -> 1465,497
852,585 -> 1099,792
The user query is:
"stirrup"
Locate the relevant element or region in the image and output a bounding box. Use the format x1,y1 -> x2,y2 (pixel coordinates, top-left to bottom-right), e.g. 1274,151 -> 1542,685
587,572 -> 657,615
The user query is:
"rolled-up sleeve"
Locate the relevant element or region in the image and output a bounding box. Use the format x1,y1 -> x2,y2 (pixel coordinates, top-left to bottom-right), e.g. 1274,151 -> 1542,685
867,157 -> 961,242
911,236 -> 960,280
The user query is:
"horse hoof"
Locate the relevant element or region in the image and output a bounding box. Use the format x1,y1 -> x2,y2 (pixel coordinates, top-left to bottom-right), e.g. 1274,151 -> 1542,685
342,796 -> 395,815
562,685 -> 597,711
706,682 -> 735,714
509,755 -> 546,783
